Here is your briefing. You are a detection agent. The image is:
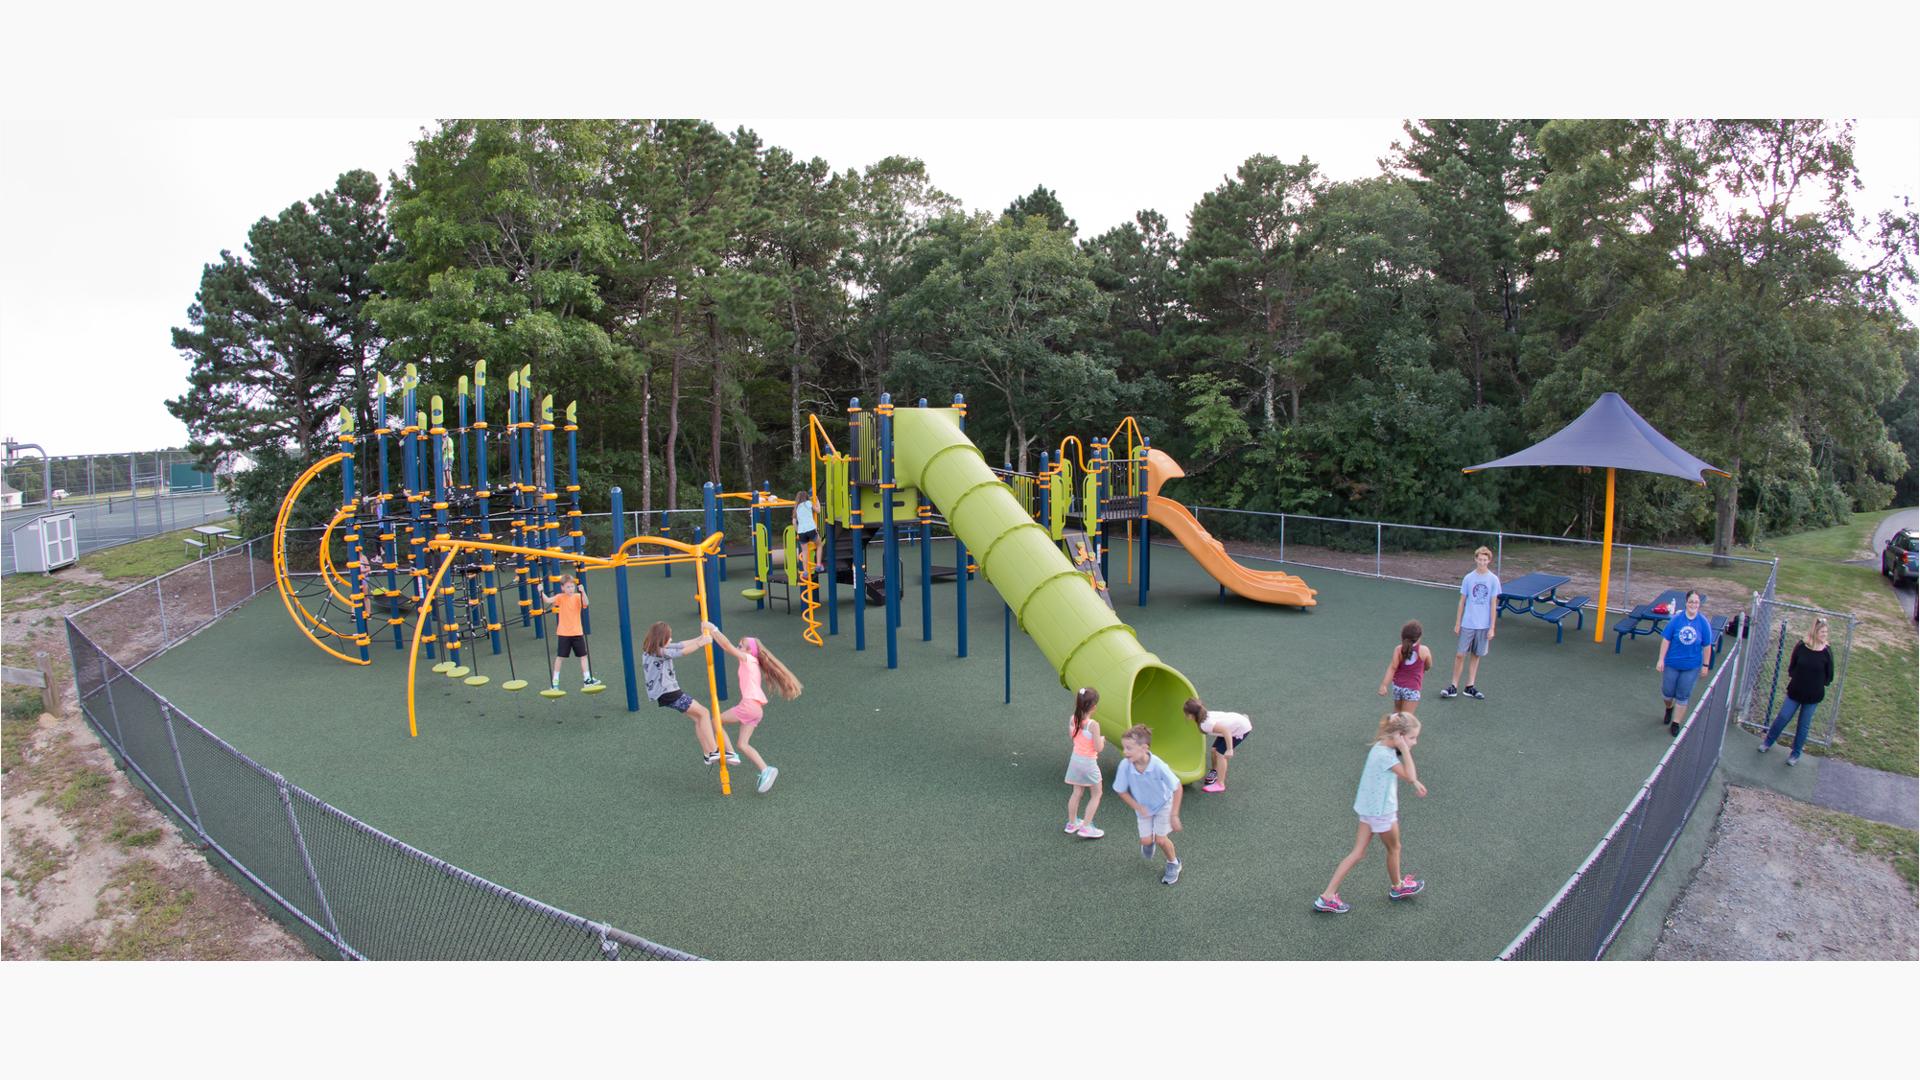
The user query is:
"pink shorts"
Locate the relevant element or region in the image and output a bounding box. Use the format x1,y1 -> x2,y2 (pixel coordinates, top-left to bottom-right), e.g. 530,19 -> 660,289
730,700 -> 765,725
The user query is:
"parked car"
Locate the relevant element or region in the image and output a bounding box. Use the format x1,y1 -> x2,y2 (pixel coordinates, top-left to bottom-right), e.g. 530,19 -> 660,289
51,488 -> 69,500
1883,527 -> 1919,584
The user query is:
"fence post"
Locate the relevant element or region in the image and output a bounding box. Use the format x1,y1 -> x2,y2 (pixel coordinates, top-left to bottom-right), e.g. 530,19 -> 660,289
276,777 -> 350,959
35,651 -> 61,713
248,538 -> 258,596
208,553 -> 219,615
155,578 -> 170,647
1278,514 -> 1285,563
1621,545 -> 1632,615
1375,522 -> 1382,578
1496,533 -> 1504,575
97,653 -> 125,750
160,704 -> 205,838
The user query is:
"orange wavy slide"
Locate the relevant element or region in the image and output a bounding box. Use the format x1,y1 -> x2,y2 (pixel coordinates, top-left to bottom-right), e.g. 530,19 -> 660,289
1142,449 -> 1318,607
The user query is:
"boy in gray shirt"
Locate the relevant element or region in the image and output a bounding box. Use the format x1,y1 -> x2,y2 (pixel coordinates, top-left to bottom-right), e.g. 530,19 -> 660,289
1441,546 -> 1499,700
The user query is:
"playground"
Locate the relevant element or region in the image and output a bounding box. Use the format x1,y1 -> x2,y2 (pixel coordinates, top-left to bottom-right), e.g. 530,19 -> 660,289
136,531 -> 1691,960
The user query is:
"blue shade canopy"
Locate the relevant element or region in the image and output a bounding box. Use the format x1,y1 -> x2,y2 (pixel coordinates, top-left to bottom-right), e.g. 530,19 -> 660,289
1464,393 -> 1728,484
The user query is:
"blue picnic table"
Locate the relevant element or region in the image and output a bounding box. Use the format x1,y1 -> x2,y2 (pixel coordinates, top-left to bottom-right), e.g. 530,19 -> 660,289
1496,572 -> 1590,644
1613,589 -> 1730,668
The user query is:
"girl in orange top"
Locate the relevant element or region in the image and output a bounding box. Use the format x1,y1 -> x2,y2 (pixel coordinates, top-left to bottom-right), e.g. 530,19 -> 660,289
1063,687 -> 1106,838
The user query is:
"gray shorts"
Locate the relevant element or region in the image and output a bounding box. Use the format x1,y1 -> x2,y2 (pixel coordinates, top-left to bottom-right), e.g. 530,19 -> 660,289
1064,755 -> 1101,787
1135,806 -> 1172,840
1456,626 -> 1491,656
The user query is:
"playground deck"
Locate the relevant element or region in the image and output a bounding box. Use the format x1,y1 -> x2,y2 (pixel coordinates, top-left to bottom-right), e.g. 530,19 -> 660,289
133,542 -> 1684,960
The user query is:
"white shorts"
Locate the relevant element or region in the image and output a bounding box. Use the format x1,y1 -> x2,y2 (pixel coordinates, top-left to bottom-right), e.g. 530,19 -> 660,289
1359,813 -> 1398,834
1135,806 -> 1172,840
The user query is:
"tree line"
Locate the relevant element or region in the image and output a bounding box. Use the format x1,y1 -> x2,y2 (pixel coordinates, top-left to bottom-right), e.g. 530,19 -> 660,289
168,119 -> 1918,550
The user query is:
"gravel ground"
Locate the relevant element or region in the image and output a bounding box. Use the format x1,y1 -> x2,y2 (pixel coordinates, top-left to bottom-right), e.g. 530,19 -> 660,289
1654,784 -> 1918,961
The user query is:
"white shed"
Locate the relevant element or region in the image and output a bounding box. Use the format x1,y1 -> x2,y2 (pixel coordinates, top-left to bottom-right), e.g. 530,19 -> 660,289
11,512 -> 78,572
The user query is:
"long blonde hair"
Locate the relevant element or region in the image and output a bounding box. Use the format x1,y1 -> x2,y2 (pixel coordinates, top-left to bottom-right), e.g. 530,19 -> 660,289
1374,710 -> 1421,746
750,639 -> 803,700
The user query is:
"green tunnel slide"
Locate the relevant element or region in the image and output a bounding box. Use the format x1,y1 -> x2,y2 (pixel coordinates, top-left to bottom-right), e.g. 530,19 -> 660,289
893,408 -> 1204,781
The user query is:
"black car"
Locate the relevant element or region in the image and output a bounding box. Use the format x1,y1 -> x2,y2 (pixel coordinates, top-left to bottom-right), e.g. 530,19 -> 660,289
1883,527 -> 1919,584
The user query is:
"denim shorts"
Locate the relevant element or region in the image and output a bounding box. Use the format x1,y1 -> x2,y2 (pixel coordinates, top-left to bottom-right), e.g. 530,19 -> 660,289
1661,665 -> 1701,704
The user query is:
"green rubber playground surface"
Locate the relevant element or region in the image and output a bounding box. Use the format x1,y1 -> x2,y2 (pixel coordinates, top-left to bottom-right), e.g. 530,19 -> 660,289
134,542 -> 1684,959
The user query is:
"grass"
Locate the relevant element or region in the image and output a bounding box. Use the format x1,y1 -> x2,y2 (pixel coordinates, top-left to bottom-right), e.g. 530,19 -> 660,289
1789,804 -> 1919,891
108,812 -> 164,850
51,768 -> 113,814
93,860 -> 195,960
3,834 -> 67,899
0,573 -> 115,609
2,687 -> 40,773
1748,510 -> 1917,777
77,517 -> 238,582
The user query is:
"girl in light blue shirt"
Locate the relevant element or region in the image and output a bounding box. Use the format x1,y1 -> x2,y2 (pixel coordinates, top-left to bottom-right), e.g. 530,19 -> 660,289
1314,712 -> 1428,914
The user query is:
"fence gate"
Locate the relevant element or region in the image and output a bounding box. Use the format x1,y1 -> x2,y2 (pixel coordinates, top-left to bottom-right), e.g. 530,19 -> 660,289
1734,594 -> 1853,751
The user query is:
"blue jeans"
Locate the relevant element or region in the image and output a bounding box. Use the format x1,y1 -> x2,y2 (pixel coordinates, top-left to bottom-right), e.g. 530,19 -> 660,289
1661,665 -> 1701,704
1765,698 -> 1820,756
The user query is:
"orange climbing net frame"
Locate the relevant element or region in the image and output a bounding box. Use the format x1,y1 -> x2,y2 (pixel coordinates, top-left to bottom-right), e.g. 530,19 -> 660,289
404,532 -> 741,794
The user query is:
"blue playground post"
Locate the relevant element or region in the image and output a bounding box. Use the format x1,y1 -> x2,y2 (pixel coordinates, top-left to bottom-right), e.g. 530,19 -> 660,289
474,362 -> 502,654
850,397 -> 866,654
402,372 -> 436,660
431,398 -> 459,668
375,380 -> 403,649
954,394 -> 969,658
880,393 -> 899,670
566,402 -> 589,635
610,487 -> 641,712
661,509 -> 673,578
1037,450 -> 1051,540
541,395 -> 561,619
753,481 -> 769,611
918,398 -> 932,643
701,481 -> 729,699
457,378 -> 471,492
825,515 -> 839,636
1137,441 -> 1151,607
1004,599 -> 1012,704
339,418 -> 372,662
505,376 -> 530,628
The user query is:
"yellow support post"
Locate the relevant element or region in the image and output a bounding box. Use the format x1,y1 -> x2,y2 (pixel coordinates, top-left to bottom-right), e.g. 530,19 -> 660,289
1594,466 -> 1616,644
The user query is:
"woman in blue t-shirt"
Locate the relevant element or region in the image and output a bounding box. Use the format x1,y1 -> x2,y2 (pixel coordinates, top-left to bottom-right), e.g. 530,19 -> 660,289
1655,590 -> 1715,737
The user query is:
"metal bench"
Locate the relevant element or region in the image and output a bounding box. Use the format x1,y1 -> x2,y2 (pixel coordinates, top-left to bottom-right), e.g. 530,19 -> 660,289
1541,595 -> 1589,644
183,537 -> 206,558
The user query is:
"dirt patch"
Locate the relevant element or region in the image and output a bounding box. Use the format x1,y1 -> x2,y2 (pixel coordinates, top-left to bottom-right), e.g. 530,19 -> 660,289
1653,785 -> 1918,960
2,570 -> 310,961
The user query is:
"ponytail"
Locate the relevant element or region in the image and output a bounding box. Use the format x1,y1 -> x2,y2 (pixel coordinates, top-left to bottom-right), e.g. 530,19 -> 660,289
1072,687 -> 1099,736
1397,620 -> 1423,667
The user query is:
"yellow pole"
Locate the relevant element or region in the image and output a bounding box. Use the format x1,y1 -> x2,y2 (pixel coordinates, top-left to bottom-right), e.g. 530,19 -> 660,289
693,545 -> 732,795
406,550 -> 460,736
1594,467 -> 1616,644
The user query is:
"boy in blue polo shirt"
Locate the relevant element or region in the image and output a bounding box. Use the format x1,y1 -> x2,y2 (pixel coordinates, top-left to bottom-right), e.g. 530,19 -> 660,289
1113,725 -> 1184,885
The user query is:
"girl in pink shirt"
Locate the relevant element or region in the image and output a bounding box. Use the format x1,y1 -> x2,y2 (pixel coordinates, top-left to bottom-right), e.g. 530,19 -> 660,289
704,623 -> 804,794
1063,687 -> 1106,838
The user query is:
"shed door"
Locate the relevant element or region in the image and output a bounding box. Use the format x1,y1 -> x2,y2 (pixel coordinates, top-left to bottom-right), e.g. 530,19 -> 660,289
51,515 -> 77,566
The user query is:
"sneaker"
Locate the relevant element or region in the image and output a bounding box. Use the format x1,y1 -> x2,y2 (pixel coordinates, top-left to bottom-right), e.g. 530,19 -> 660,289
1388,875 -> 1425,900
1313,894 -> 1350,914
1439,684 -> 1459,699
1669,720 -> 1682,737
551,681 -> 561,691
756,766 -> 779,793
702,751 -> 721,765
1787,751 -> 1801,766
1201,781 -> 1226,794
1757,740 -> 1772,754
1202,770 -> 1218,786
725,751 -> 742,765
1141,841 -> 1154,860
1065,819 -> 1082,834
583,676 -> 603,688
1075,823 -> 1105,839
1161,859 -> 1182,885
1661,706 -> 1674,727
1463,685 -> 1486,700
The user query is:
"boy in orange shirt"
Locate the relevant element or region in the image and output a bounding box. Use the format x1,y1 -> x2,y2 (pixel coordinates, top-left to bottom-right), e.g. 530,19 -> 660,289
539,576 -> 602,692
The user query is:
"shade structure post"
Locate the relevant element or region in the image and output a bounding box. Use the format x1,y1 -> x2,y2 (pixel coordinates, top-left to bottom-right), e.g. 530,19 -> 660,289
1595,466 -> 1615,644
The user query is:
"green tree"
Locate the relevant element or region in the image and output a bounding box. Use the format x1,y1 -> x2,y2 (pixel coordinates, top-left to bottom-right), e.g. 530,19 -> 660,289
168,170 -> 391,469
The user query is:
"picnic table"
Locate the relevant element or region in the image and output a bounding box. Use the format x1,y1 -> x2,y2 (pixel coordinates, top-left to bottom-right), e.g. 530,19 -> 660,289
185,524 -> 232,558
1613,589 -> 1731,668
1496,572 -> 1591,644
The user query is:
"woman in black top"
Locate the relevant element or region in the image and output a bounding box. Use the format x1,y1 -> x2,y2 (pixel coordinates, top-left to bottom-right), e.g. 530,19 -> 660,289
1759,617 -> 1834,765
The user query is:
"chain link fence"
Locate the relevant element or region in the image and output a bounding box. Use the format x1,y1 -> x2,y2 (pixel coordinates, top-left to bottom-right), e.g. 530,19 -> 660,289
1189,507 -> 1778,622
1498,637 -> 1742,959
3,449 -> 234,576
1732,595 -> 1853,751
63,535 -> 699,961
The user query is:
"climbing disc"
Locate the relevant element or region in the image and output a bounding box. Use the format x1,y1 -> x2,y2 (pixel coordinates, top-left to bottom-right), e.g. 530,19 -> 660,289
444,665 -> 471,678
539,687 -> 567,698
463,674 -> 492,687
581,683 -> 607,694
430,661 -> 455,674
501,679 -> 529,692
